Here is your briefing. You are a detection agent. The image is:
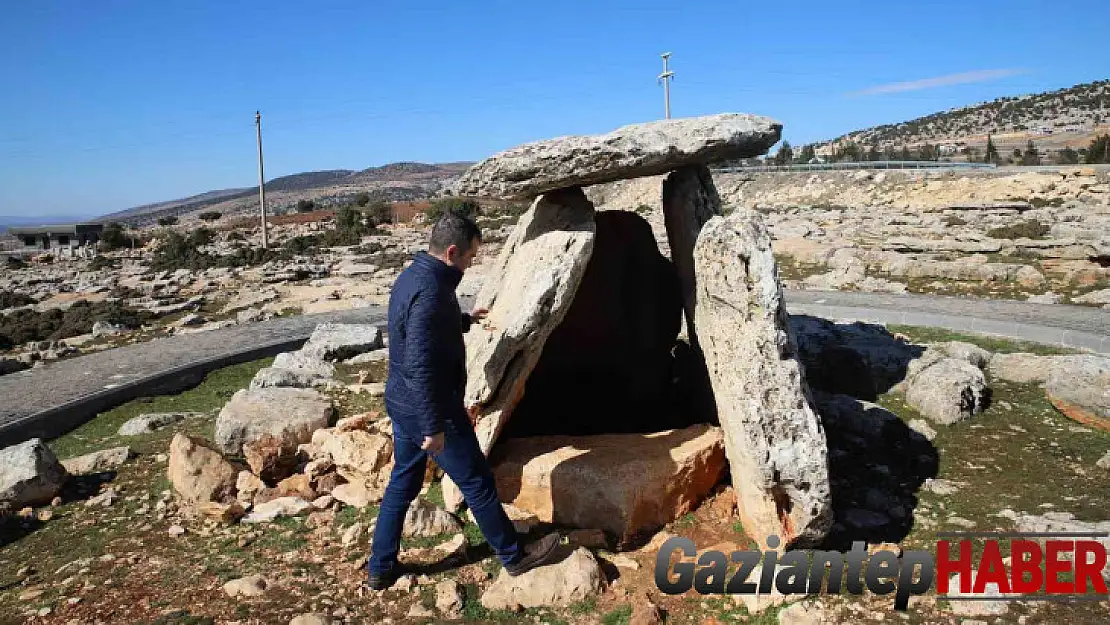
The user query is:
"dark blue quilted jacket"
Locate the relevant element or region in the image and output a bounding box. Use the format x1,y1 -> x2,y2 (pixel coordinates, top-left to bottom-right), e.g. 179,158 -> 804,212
384,251 -> 475,438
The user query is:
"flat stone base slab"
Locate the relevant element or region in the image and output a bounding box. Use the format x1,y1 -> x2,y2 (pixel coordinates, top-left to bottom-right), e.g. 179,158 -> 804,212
490,424 -> 726,540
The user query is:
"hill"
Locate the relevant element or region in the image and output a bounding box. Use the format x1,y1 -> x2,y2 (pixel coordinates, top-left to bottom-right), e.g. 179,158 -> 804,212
810,79 -> 1110,159
95,161 -> 474,227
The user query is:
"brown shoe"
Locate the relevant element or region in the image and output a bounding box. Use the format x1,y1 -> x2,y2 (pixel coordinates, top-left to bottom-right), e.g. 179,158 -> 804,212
504,532 -> 562,576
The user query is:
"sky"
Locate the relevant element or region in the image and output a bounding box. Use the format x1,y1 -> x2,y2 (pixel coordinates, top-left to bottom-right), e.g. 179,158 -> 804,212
1,0 -> 1107,218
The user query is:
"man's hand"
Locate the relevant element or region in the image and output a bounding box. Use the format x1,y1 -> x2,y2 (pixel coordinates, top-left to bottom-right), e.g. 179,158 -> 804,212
471,307 -> 489,323
420,433 -> 445,454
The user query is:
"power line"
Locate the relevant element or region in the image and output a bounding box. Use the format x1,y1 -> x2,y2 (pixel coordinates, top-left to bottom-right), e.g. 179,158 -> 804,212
658,52 -> 674,119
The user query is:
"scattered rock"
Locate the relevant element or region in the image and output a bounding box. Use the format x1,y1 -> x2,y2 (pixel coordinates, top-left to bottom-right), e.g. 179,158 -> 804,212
118,412 -> 205,436
289,614 -> 334,625
480,546 -> 603,610
61,446 -> 132,476
167,433 -> 237,505
223,574 -> 268,598
167,524 -> 186,536
1097,451 -> 1110,470
0,438 -> 69,507
91,321 -> 127,338
300,323 -> 383,362
214,387 -> 334,470
242,497 -> 314,524
249,367 -> 333,390
406,604 -> 434,619
341,521 -> 365,547
331,482 -> 377,508
908,419 -> 938,441
272,352 -> 336,378
946,572 -> 1012,616
905,358 -> 989,425
85,488 -> 118,507
692,210 -> 832,548
197,501 -> 247,523
730,563 -> 803,614
403,497 -> 463,537
435,579 -> 465,616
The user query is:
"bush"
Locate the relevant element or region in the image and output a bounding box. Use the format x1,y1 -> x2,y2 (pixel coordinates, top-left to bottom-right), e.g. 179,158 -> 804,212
295,199 -> 316,213
987,220 -> 1049,240
198,211 -> 223,222
425,198 -> 480,223
354,192 -> 371,207
87,255 -> 119,271
0,290 -> 34,309
4,256 -> 27,270
157,216 -> 179,226
149,229 -> 279,271
0,300 -> 157,348
942,215 -> 968,227
191,227 -> 214,247
100,222 -> 127,251
366,201 -> 393,226
335,206 -> 365,232
283,235 -> 320,256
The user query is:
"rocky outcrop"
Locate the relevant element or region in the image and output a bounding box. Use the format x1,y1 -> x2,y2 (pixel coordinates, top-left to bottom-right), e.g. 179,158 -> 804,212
442,188 -> 597,511
0,438 -> 68,507
167,433 -> 238,505
692,210 -> 833,549
451,113 -> 781,199
214,388 -> 334,480
490,424 -> 726,539
480,546 -> 604,610
61,446 -> 132,476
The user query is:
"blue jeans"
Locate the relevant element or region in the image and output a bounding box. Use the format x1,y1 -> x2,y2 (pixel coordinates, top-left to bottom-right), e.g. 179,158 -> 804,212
367,414 -> 522,576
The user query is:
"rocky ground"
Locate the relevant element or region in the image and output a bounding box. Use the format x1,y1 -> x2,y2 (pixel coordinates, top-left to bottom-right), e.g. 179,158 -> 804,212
2,319 -> 1107,625
587,166 -> 1110,306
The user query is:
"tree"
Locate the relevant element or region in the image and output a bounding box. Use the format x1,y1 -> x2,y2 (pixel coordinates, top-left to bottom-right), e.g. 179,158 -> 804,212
837,141 -> 862,162
773,141 -> 793,166
1021,140 -> 1041,166
99,222 -> 127,251
1085,134 -> 1110,164
354,192 -> 371,207
366,201 -> 393,225
425,198 -> 480,222
1056,147 -> 1080,165
335,206 -> 365,232
797,144 -> 816,163
198,211 -> 222,222
156,215 -> 178,226
918,143 -> 937,161
295,199 -> 316,213
866,145 -> 881,161
899,146 -> 912,161
964,146 -> 980,163
985,134 -> 999,164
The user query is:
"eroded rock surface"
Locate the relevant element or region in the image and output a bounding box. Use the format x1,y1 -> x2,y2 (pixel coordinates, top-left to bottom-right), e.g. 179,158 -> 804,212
167,434 -> 237,505
692,210 -> 833,548
0,438 -> 68,507
479,546 -> 603,610
214,388 -> 334,473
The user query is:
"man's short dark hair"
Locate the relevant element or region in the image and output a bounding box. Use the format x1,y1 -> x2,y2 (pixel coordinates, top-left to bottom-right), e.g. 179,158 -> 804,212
429,212 -> 482,254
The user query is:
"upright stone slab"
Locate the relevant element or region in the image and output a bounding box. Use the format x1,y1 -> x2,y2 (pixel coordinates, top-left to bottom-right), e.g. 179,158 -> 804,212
662,164 -> 723,342
692,210 -> 832,549
441,187 -> 596,511
451,113 -> 782,199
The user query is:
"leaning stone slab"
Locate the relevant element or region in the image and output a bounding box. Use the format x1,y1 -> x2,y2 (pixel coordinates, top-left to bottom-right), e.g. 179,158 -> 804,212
661,164 -> 723,341
61,447 -> 133,476
692,210 -> 833,549
0,438 -> 68,507
450,113 -> 781,199
442,188 -> 596,511
490,424 -> 726,540
299,323 -> 383,362
214,388 -> 335,458
480,546 -> 603,610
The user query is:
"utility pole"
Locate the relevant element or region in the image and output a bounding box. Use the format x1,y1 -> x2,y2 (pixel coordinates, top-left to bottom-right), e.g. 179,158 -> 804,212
255,110 -> 269,250
658,52 -> 674,119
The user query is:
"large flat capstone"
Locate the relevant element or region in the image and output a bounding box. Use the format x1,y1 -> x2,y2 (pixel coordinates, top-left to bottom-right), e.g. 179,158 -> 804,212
692,210 -> 833,549
449,113 -> 781,199
490,424 -> 727,540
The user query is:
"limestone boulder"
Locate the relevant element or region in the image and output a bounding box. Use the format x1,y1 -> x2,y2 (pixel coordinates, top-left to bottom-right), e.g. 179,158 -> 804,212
310,427 -> 394,494
490,424 -> 726,540
167,434 -> 238,505
271,352 -> 336,378
443,188 -> 596,511
299,323 -> 383,362
905,358 -> 989,425
661,164 -> 723,341
451,113 -> 781,199
403,497 -> 463,537
242,496 -> 314,523
480,546 -> 603,610
249,367 -> 333,390
0,438 -> 69,507
214,388 -> 334,474
1044,368 -> 1110,429
118,412 -> 206,436
61,446 -> 132,476
692,210 -> 833,549
988,353 -> 1109,385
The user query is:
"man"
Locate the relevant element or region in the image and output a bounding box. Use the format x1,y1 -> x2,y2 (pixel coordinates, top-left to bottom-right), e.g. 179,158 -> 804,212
366,211 -> 562,590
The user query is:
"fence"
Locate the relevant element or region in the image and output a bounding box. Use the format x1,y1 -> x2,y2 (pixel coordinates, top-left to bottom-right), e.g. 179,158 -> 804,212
712,160 -> 998,174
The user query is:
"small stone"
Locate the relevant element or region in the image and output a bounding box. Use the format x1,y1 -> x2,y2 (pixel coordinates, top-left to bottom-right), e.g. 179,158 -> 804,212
19,588 -> 44,601
312,495 -> 335,509
37,607 -> 51,617
167,525 -> 186,536
1097,451 -> 1110,470
50,496 -> 62,507
908,419 -> 937,442
435,579 -> 465,616
406,604 -> 434,618
37,510 -> 53,522
393,574 -> 415,593
16,565 -> 32,577
223,574 -> 269,598
341,522 -> 364,547
68,597 -> 82,605
289,614 -> 334,625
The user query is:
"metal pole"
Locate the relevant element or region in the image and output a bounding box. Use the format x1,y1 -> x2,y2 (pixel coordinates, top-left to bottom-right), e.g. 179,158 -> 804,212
255,110 -> 269,250
658,53 -> 674,119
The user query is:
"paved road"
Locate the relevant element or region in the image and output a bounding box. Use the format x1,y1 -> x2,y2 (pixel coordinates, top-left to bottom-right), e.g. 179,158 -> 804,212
1,290 -> 1107,445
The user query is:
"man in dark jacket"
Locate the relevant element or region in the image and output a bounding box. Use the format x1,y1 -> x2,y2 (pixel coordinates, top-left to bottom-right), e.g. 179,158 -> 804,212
366,212 -> 561,590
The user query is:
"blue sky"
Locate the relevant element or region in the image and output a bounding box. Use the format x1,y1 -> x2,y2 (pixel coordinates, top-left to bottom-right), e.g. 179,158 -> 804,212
1,1 -> 1107,217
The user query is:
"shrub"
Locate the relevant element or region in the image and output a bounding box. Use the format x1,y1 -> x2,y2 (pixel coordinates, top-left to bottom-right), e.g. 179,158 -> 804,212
157,216 -> 179,226
335,206 -> 365,232
943,215 -> 968,227
87,255 -> 119,271
4,256 -> 27,270
0,290 -> 35,309
148,229 -> 279,271
354,192 -> 371,207
99,222 -> 128,251
283,235 -> 320,256
0,300 -> 156,347
198,211 -> 223,222
295,199 -> 316,213
190,227 -> 214,247
425,198 -> 480,223
987,220 -> 1049,240
366,201 -> 393,226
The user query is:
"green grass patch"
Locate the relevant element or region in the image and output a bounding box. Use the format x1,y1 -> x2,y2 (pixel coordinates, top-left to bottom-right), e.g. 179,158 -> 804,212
48,357 -> 273,459
885,324 -> 1078,356
601,604 -> 632,625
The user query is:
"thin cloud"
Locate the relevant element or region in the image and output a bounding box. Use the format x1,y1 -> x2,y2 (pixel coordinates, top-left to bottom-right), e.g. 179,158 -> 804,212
849,69 -> 1027,96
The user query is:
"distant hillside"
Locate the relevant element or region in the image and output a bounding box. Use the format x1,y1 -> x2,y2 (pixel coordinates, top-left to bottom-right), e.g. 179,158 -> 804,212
813,79 -> 1109,155
96,161 -> 474,227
